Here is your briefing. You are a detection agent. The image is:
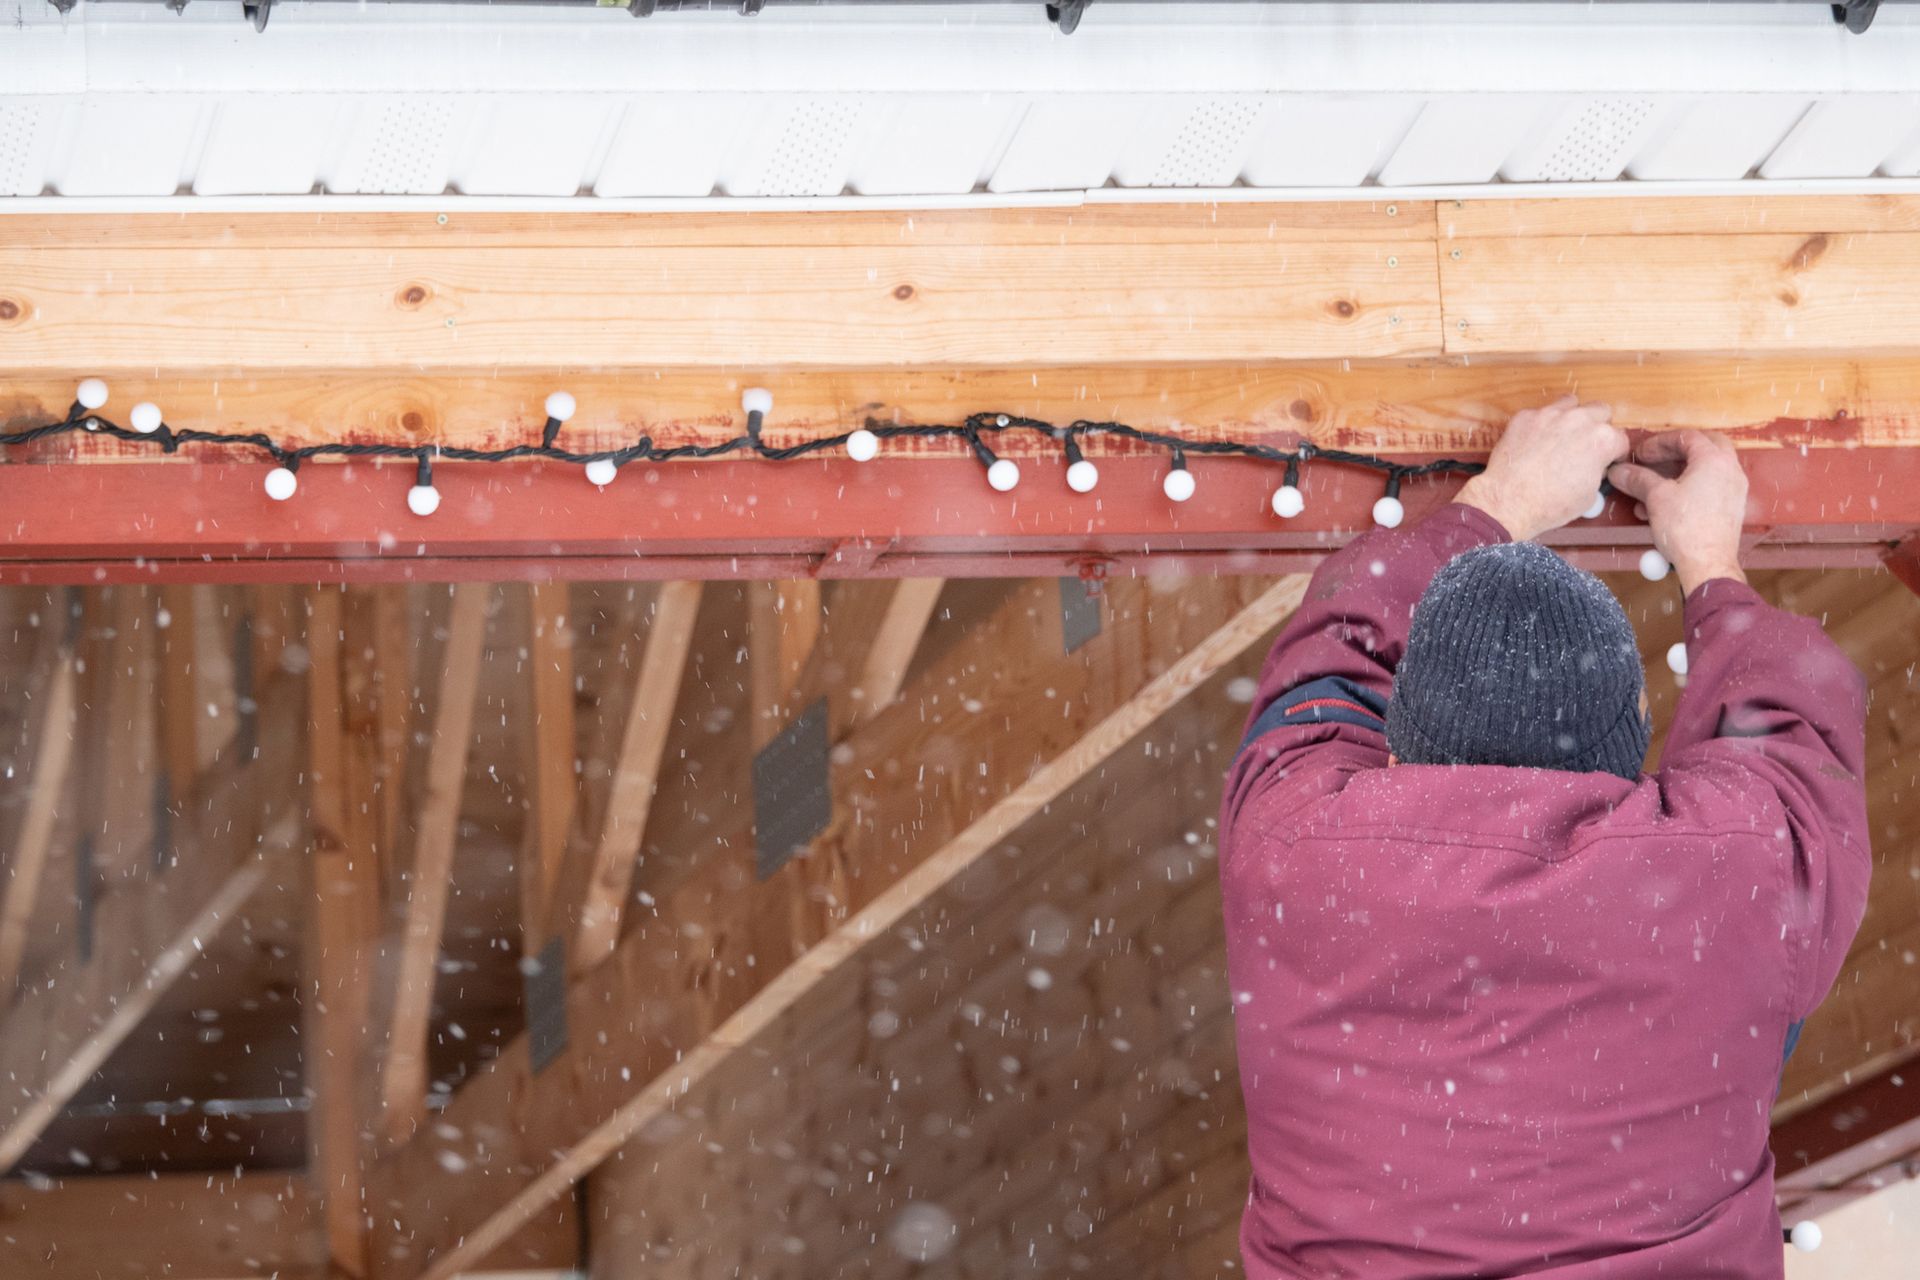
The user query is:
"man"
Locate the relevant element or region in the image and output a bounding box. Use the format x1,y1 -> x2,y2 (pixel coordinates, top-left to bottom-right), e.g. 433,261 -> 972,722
1220,398 -> 1870,1278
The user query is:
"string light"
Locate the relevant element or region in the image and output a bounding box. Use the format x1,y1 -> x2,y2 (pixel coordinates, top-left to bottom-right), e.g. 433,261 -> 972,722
1162,448 -> 1196,503
1787,1221 -> 1822,1253
1584,490 -> 1607,520
1665,641 -> 1688,676
407,455 -> 440,516
7,380 -> 1651,541
1639,549 -> 1672,582
1372,472 -> 1406,529
264,459 -> 300,501
1272,457 -> 1306,519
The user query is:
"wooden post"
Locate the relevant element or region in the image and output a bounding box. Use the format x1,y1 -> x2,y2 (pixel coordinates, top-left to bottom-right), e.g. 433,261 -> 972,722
380,584 -> 490,1145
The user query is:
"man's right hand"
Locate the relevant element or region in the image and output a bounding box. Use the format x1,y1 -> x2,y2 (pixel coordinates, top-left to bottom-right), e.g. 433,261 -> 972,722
1607,431 -> 1750,594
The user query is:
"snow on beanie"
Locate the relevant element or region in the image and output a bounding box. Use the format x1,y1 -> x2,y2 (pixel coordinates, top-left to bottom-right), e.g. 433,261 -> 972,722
1385,541 -> 1651,781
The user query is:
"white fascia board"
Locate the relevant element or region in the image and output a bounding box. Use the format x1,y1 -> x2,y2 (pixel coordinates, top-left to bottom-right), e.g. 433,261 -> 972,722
9,174 -> 1920,217
6,3 -> 1920,97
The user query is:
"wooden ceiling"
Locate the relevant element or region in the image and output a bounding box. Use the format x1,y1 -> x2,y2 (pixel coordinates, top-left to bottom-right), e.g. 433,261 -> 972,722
0,560 -> 1913,1277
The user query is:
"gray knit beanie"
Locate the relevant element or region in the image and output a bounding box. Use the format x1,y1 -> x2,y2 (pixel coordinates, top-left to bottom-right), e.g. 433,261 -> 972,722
1386,542 -> 1650,781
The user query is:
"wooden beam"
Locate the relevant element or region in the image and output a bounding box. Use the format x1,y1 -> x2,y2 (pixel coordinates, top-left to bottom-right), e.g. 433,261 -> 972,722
554,581 -> 702,974
1774,1053 -> 1920,1218
1440,194 -> 1920,239
364,573 -> 1304,1279
0,672 -> 305,1173
154,583 -> 200,807
0,1170 -> 584,1279
1443,230 -> 1920,358
379,583 -> 490,1145
1886,536 -> 1920,600
852,578 -> 944,726
748,579 -> 821,750
0,605 -> 79,998
0,1172 -> 325,1278
523,581 -> 576,952
305,585 -> 381,1279
0,220 -> 1434,372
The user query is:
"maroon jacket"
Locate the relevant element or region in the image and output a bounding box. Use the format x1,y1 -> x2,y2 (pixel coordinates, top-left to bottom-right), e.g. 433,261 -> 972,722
1220,503 -> 1870,1279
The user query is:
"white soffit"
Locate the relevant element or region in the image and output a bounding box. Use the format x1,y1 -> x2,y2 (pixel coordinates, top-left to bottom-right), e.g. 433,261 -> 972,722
3,2 -> 1920,206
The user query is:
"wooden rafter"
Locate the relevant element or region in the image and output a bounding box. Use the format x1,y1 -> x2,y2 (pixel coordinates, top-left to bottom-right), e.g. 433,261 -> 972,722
379,583 -> 490,1145
0,599 -> 80,998
558,580 -> 703,975
154,583 -> 200,807
365,573 -> 1303,1279
523,580 -> 576,952
0,667 -> 305,1173
748,579 -> 822,750
852,578 -> 945,726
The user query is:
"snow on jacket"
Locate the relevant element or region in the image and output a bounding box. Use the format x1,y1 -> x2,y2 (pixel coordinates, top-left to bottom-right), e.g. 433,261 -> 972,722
1219,502 -> 1870,1279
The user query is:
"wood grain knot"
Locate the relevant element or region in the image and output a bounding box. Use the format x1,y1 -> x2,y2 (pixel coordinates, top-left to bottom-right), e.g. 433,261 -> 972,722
893,284 -> 915,301
1289,399 -> 1316,423
1777,289 -> 1801,308
0,298 -> 19,322
1330,299 -> 1357,319
1787,234 -> 1829,273
397,283 -> 432,309
399,409 -> 429,434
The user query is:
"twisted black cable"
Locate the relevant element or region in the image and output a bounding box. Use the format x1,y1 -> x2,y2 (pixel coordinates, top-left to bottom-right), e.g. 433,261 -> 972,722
3,402 -> 1501,494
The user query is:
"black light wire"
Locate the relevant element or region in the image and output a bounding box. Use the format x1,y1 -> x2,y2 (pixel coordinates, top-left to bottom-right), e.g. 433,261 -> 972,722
3,400 -> 1503,500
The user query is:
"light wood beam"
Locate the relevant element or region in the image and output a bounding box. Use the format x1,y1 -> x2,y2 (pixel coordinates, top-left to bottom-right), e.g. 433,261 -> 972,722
852,578 -> 945,726
0,205 -> 1434,373
365,574 -> 1305,1279
748,580 -> 822,751
305,586 -> 380,1279
1442,230 -> 1920,357
560,580 -> 702,975
523,582 -> 576,953
155,583 -> 200,807
379,584 -> 490,1145
0,672 -> 305,1173
0,603 -> 79,998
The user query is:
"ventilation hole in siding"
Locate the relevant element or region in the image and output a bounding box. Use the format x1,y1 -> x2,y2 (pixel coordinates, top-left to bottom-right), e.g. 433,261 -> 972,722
1537,98 -> 1657,182
758,98 -> 862,197
0,104 -> 45,196
352,99 -> 457,195
1147,96 -> 1263,188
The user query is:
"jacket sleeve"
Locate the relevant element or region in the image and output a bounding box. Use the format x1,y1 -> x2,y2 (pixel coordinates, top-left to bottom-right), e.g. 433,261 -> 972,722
1659,578 -> 1871,1019
1222,502 -> 1510,836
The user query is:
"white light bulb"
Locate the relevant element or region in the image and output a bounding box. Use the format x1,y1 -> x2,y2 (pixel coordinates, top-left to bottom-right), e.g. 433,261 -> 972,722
1272,484 -> 1305,519
264,466 -> 298,501
407,484 -> 441,517
76,378 -> 109,410
1584,491 -> 1607,520
1639,548 -> 1671,582
1788,1221 -> 1821,1253
1163,468 -> 1196,503
544,390 -> 576,423
1665,641 -> 1688,676
1373,495 -> 1405,529
130,402 -> 163,434
741,387 -> 774,416
1066,458 -> 1099,493
585,458 -> 619,487
986,458 -> 1021,492
846,428 -> 879,462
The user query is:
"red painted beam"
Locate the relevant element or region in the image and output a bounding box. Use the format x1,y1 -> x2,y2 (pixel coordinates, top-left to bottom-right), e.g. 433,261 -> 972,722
1886,536 -> 1920,599
2,448 -> 1916,585
1773,1057 -> 1920,1217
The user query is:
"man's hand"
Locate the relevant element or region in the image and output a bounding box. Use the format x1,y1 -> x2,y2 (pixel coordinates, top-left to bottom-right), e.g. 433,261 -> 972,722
1606,431 -> 1749,594
1456,396 -> 1629,542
